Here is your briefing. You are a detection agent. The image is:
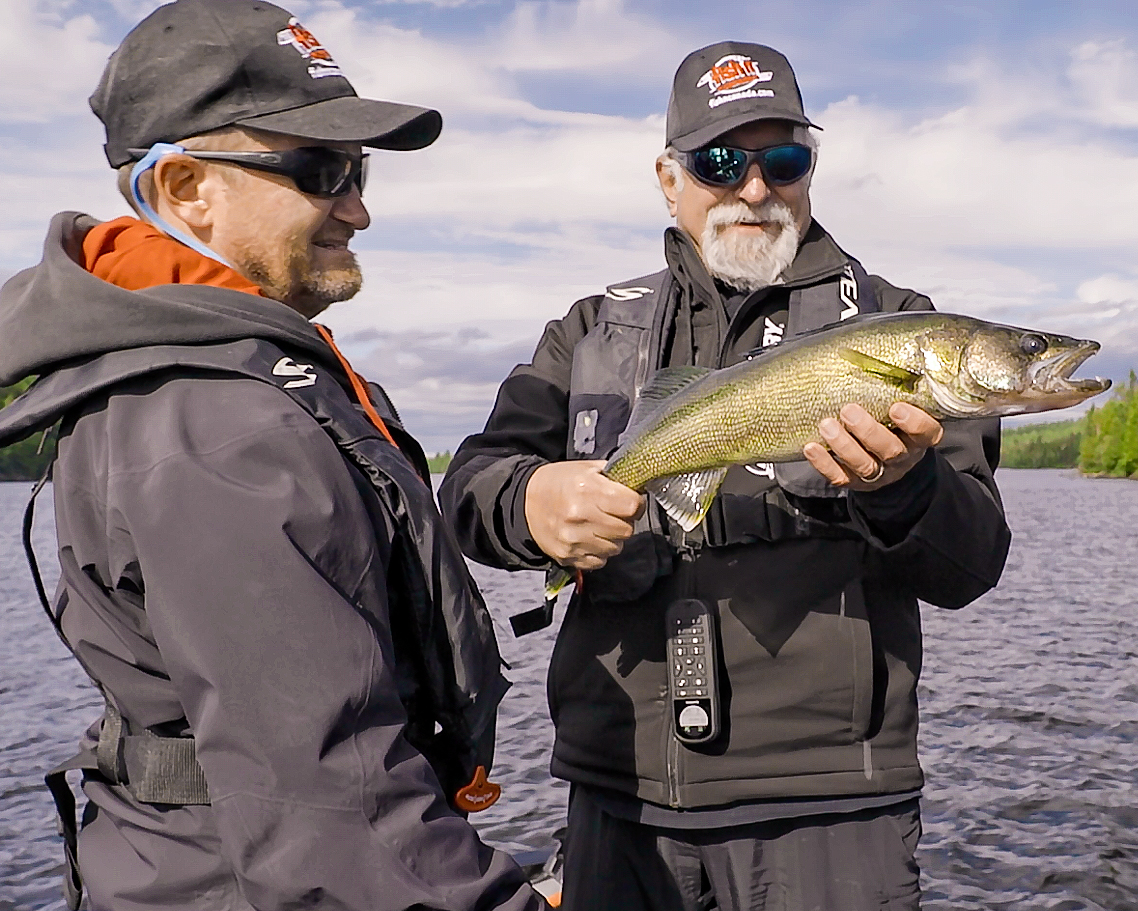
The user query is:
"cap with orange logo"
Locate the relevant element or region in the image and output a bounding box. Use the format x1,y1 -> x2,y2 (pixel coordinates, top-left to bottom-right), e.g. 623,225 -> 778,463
91,0 -> 442,169
665,41 -> 820,152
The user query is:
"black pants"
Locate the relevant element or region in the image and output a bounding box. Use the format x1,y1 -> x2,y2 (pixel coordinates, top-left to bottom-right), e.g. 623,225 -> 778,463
561,788 -> 922,911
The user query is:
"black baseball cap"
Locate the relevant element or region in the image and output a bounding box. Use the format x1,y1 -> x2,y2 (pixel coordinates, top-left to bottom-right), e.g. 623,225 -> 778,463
666,41 -> 819,152
91,0 -> 442,168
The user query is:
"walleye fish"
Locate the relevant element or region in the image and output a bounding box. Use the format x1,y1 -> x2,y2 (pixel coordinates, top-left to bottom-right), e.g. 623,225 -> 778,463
602,311 -> 1109,529
544,311 -> 1109,600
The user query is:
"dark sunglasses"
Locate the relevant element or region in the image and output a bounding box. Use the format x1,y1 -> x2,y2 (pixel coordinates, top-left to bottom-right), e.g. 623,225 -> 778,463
129,146 -> 368,198
677,142 -> 813,189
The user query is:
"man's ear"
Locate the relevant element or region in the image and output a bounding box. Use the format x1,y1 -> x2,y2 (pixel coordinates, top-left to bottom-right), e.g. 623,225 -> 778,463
151,155 -> 216,230
655,155 -> 680,218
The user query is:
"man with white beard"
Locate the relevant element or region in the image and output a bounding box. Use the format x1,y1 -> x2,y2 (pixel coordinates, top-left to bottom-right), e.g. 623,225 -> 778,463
440,41 -> 1010,911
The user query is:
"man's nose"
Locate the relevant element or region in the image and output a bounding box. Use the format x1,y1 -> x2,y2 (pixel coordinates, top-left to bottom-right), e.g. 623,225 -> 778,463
735,163 -> 770,205
332,185 -> 371,230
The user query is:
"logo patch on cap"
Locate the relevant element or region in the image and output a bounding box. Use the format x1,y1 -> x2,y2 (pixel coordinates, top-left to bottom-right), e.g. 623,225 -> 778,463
277,17 -> 343,79
697,55 -> 774,109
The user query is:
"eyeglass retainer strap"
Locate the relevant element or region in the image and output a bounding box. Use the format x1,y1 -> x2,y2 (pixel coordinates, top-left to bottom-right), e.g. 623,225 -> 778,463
129,143 -> 234,269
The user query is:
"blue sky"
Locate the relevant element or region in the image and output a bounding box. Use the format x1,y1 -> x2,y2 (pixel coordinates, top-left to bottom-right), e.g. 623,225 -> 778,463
3,0 -> 1137,453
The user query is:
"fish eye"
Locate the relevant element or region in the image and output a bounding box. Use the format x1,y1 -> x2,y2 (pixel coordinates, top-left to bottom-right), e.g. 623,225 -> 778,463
1019,334 -> 1048,356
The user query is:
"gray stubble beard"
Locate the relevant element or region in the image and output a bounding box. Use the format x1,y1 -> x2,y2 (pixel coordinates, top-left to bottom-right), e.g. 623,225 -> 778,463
238,239 -> 363,318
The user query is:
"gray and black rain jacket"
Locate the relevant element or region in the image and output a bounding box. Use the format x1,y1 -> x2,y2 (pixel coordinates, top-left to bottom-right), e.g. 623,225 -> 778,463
0,213 -> 542,911
440,222 -> 1012,811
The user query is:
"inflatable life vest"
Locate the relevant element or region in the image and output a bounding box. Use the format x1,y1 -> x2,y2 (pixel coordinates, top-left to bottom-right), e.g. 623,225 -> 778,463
0,338 -> 509,909
563,259 -> 880,605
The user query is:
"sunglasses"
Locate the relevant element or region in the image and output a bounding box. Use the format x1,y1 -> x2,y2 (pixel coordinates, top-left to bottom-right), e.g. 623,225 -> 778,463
129,146 -> 368,198
677,142 -> 813,189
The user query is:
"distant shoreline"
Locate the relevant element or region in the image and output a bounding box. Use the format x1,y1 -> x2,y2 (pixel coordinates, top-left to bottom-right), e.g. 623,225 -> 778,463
4,378 -> 1135,482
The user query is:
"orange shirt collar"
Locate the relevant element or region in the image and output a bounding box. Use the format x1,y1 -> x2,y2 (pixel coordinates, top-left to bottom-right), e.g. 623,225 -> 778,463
82,216 -> 264,296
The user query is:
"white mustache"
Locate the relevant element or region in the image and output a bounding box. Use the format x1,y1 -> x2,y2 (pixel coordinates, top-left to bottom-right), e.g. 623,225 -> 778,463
705,199 -> 795,232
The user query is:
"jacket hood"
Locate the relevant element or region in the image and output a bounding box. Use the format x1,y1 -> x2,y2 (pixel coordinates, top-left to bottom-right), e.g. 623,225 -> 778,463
0,212 -> 344,387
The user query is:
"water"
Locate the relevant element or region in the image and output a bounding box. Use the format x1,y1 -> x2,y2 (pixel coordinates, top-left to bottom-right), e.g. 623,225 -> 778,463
1,470 -> 1135,910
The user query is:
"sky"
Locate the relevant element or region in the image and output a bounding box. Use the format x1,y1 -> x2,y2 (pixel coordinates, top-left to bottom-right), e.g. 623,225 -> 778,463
3,0 -> 1137,454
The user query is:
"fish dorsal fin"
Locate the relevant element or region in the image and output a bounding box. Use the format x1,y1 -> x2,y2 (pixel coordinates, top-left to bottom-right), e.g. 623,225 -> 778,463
840,348 -> 921,393
644,467 -> 730,533
625,366 -> 712,438
638,365 -> 712,403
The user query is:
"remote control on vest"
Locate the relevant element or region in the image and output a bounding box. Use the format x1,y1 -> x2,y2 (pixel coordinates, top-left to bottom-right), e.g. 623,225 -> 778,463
665,599 -> 720,743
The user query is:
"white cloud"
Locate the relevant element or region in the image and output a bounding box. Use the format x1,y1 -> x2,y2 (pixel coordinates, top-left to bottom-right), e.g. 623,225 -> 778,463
1077,273 -> 1138,305
301,0 -> 678,120
494,0 -> 680,76
362,119 -> 667,231
0,1 -> 116,123
297,4 -> 512,116
0,127 -> 131,264
326,232 -> 663,338
1070,274 -> 1138,365
365,0 -> 483,6
811,93 -> 1138,255
1068,40 -> 1138,129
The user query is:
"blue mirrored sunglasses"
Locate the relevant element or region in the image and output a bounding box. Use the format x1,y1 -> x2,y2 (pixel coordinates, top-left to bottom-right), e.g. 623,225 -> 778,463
677,143 -> 813,189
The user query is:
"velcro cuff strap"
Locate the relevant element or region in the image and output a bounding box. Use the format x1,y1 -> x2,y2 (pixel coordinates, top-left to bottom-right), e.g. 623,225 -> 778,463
97,704 -> 210,805
122,733 -> 210,805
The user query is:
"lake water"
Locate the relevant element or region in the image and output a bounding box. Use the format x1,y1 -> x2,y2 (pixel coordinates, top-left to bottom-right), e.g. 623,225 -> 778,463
1,469 -> 1135,910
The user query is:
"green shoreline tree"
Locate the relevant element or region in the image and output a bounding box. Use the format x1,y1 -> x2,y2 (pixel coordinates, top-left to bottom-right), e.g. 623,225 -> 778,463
1078,371 -> 1138,479
0,379 -> 55,481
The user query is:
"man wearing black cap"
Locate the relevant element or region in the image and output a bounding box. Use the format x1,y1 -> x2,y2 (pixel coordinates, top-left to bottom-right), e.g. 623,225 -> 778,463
440,42 -> 1010,910
0,1 -> 545,909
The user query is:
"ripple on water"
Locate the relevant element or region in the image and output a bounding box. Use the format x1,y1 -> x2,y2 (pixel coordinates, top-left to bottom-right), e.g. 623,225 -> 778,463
1,470 -> 1136,909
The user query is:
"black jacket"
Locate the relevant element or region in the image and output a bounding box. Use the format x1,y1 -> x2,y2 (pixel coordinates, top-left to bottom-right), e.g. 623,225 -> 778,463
440,222 -> 1011,808
0,213 -> 542,911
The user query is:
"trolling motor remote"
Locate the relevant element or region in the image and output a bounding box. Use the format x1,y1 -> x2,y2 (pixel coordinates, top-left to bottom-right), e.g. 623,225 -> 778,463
665,599 -> 720,744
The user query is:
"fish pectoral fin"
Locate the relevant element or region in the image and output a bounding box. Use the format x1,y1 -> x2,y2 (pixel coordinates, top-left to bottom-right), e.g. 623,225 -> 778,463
644,467 -> 730,533
839,348 -> 921,393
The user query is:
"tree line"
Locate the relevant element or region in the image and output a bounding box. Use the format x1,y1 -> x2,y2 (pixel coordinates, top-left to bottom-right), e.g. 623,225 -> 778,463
1078,370 -> 1138,478
1000,370 -> 1138,477
3,377 -> 1136,481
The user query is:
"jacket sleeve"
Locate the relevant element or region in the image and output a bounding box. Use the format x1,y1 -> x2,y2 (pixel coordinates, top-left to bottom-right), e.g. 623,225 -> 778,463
104,376 -> 540,911
439,297 -> 602,570
850,275 -> 1012,608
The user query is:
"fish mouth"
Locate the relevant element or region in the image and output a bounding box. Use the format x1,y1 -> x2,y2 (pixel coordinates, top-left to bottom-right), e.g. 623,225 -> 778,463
1029,341 -> 1111,398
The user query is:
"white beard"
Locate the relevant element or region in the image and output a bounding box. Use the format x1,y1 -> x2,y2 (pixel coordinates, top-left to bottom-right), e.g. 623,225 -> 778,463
699,199 -> 801,292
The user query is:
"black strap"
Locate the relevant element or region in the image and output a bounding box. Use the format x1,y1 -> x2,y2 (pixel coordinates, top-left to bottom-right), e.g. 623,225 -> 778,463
22,461 -> 58,636
509,597 -> 556,636
43,702 -> 212,909
45,753 -> 87,910
26,463 -> 84,910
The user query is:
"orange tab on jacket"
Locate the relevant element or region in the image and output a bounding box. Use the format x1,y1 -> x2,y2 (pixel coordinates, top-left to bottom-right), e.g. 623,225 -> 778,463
454,765 -> 501,812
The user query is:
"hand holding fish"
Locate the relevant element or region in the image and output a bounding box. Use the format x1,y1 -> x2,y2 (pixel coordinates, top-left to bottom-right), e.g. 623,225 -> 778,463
805,402 -> 945,490
525,460 -> 646,569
